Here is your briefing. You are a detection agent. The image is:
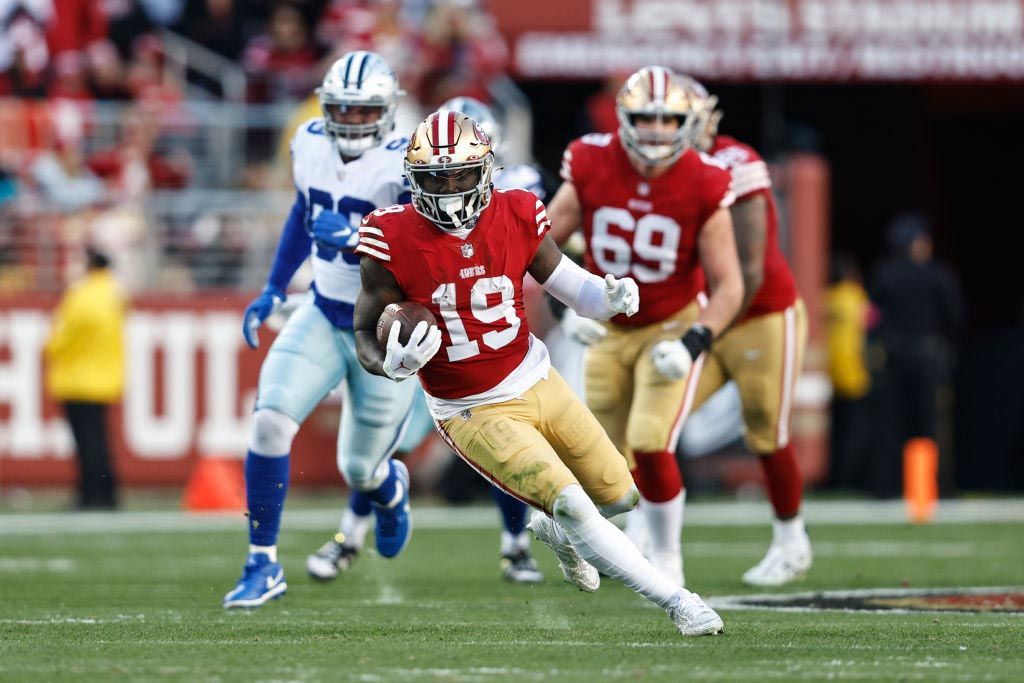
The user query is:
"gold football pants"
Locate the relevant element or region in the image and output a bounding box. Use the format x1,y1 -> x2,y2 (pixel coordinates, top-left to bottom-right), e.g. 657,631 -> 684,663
690,299 -> 808,453
436,369 -> 634,514
584,299 -> 705,466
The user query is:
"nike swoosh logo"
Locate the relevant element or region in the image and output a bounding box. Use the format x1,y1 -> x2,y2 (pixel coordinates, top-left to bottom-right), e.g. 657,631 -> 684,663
266,570 -> 284,590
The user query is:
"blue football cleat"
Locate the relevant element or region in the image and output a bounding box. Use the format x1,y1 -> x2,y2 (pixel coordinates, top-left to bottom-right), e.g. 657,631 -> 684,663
373,460 -> 412,558
223,552 -> 287,609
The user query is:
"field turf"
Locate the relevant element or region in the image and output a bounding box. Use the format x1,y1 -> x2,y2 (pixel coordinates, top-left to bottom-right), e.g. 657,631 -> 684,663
1,500 -> 1023,682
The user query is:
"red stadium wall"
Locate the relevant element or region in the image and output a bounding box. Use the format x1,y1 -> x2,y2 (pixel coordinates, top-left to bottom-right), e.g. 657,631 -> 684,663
0,294 -> 344,487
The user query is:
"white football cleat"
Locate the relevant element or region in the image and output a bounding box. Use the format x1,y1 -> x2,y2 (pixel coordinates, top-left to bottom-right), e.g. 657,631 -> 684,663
742,522 -> 812,587
527,511 -> 600,592
667,590 -> 724,636
306,534 -> 359,581
649,550 -> 684,588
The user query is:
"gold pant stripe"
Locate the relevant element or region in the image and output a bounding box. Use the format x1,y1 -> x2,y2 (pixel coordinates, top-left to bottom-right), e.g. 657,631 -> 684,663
435,419 -> 548,511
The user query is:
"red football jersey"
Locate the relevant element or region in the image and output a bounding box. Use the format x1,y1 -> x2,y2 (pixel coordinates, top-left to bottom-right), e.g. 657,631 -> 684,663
355,189 -> 549,399
709,135 -> 798,321
561,132 -> 734,327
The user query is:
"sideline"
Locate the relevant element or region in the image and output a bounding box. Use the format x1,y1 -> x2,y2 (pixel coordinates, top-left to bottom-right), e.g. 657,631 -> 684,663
2,499 -> 1024,536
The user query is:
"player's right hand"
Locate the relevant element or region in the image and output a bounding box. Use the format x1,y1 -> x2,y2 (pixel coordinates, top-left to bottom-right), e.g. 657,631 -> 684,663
242,284 -> 286,349
651,339 -> 693,381
604,274 -> 640,316
382,320 -> 442,381
561,309 -> 608,346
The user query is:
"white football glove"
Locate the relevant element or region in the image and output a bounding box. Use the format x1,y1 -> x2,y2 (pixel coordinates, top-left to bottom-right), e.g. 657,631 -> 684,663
561,308 -> 608,346
651,339 -> 693,381
604,274 -> 639,317
382,320 -> 442,381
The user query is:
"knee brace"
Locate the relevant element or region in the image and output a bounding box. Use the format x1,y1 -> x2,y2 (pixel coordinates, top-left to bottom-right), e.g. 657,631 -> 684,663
248,409 -> 299,456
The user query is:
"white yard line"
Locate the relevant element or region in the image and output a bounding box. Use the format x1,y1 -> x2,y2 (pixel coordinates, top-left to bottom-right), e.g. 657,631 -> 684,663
2,499 -> 1024,536
0,557 -> 74,572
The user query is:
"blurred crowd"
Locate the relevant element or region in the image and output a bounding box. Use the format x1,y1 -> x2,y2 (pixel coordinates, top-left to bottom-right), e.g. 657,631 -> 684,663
0,0 -> 506,104
0,0 -> 508,292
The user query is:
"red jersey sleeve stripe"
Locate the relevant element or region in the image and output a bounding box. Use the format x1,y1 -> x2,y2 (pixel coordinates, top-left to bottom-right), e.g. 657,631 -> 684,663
359,237 -> 389,250
354,244 -> 391,261
560,148 -> 573,182
730,161 -> 772,197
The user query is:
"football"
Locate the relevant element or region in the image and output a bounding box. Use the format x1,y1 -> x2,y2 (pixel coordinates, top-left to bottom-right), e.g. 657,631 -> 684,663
376,301 -> 437,349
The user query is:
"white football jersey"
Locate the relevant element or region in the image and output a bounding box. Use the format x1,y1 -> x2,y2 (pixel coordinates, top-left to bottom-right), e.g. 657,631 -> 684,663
493,163 -> 545,200
290,118 -> 410,304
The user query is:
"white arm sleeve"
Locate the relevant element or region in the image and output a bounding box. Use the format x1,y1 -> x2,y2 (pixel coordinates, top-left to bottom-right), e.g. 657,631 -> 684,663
542,254 -> 615,320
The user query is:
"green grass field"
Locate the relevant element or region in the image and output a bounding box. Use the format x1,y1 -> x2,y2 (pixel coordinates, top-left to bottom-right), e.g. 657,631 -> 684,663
2,500 -> 1023,682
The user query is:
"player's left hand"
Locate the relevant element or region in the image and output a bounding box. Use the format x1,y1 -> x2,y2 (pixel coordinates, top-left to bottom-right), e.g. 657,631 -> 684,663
382,320 -> 442,381
604,274 -> 639,316
651,339 -> 693,381
312,210 -> 359,251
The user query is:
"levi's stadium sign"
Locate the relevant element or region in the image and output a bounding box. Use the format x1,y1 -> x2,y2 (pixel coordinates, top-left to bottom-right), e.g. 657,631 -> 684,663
494,0 -> 1024,80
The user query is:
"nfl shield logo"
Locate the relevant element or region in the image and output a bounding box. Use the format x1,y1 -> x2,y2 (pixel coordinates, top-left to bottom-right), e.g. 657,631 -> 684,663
638,182 -> 650,196
461,243 -> 474,258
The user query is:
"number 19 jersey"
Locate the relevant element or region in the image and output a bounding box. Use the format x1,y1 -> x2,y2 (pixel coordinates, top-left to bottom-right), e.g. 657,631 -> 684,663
561,132 -> 735,327
356,189 -> 552,418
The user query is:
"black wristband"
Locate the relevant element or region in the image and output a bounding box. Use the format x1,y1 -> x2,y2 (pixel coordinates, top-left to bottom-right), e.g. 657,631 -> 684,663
680,324 -> 712,361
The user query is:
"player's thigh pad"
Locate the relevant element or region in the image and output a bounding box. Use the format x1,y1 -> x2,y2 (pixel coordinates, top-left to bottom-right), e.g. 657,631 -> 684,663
720,299 -> 808,453
337,332 -> 418,487
625,301 -> 705,453
255,301 -> 348,423
437,395 -> 578,515
537,370 -> 634,508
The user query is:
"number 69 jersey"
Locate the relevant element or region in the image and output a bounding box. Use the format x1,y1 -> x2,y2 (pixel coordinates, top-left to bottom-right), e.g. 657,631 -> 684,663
561,131 -> 735,327
356,189 -> 551,418
291,117 -> 409,308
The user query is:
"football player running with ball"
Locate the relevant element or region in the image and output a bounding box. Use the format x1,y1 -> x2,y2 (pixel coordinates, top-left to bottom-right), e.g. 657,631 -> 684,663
546,66 -> 745,588
308,98 -> 552,585
223,52 -> 416,608
353,110 -> 724,636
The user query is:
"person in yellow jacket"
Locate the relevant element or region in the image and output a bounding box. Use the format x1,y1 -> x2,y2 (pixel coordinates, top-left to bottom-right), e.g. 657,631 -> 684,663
46,247 -> 127,509
825,254 -> 872,489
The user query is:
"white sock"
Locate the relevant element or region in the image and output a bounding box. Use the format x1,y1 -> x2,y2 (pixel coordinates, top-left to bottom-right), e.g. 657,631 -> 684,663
500,531 -> 530,555
553,485 -> 680,610
642,490 -> 685,558
249,544 -> 277,562
623,505 -> 649,555
773,516 -> 807,546
339,508 -> 372,550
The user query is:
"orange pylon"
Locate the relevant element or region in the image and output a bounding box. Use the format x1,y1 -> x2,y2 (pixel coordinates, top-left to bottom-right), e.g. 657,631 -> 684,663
182,457 -> 246,512
903,437 -> 938,523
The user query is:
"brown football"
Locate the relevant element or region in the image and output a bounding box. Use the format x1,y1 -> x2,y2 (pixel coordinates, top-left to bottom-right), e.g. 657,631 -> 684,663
376,301 -> 437,349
